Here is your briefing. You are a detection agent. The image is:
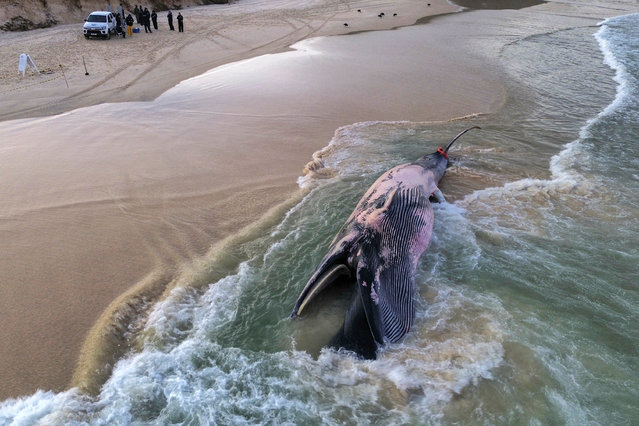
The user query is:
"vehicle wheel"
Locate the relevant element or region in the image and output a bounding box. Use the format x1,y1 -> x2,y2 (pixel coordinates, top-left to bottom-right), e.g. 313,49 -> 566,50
84,35 -> 89,39
105,33 -> 111,40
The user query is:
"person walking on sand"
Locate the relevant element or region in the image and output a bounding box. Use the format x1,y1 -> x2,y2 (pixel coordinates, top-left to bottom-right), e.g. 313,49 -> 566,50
143,7 -> 152,33
151,10 -> 158,30
167,10 -> 175,31
125,13 -> 134,37
177,12 -> 184,32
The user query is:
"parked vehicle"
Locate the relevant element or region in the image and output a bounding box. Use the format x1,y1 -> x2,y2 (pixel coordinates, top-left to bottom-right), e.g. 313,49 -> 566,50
83,11 -> 117,39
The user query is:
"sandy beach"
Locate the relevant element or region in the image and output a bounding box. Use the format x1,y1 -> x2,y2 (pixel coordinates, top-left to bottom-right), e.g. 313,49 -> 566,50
5,0 -> 631,402
2,0 -> 487,400
2,0 -> 638,420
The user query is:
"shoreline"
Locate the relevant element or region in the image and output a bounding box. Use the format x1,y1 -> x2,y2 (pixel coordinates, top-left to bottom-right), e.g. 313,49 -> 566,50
3,0 -> 632,402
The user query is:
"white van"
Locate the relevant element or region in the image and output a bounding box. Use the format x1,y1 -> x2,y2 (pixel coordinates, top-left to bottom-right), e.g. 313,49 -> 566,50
83,11 -> 117,39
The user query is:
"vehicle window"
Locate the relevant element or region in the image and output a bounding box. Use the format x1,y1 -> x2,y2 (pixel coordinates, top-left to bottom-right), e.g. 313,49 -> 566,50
87,15 -> 107,23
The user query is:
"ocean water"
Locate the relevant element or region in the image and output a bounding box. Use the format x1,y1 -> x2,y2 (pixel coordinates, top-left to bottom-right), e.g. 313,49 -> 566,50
2,9 -> 639,426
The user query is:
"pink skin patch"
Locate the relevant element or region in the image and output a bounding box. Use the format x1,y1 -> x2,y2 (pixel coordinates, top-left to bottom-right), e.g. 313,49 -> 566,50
409,211 -> 434,259
351,164 -> 438,233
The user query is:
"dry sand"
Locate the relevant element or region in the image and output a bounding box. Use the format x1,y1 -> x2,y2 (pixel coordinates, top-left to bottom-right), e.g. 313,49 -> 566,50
0,0 -> 510,400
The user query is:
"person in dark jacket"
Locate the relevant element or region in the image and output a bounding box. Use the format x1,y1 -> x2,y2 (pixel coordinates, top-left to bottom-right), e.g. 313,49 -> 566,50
167,10 -> 175,31
133,5 -> 140,23
177,12 -> 184,32
143,7 -> 152,33
125,13 -> 134,37
151,10 -> 158,30
115,13 -> 125,38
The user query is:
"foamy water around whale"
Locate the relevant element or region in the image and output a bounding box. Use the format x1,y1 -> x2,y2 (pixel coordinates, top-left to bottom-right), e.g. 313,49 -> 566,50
2,9 -> 639,426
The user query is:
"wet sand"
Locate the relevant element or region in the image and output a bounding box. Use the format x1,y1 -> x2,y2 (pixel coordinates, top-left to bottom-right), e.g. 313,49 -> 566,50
0,0 -> 548,400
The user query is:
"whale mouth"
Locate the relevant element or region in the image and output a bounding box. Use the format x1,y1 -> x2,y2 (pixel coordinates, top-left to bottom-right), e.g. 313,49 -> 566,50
293,264 -> 351,316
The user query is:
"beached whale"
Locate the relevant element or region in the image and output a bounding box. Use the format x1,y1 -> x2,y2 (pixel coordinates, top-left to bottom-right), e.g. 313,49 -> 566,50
291,127 -> 480,358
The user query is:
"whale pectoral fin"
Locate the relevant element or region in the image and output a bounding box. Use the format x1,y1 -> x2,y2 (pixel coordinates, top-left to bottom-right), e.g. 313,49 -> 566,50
355,259 -> 384,349
328,245 -> 383,359
429,188 -> 446,203
292,263 -> 351,317
329,282 -> 380,359
353,240 -> 385,347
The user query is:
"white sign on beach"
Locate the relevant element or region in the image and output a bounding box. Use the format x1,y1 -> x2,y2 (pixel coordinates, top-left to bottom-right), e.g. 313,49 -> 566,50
18,53 -> 40,76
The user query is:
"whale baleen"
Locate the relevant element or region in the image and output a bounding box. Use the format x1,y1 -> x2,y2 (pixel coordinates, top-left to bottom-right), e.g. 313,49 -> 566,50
291,127 -> 480,358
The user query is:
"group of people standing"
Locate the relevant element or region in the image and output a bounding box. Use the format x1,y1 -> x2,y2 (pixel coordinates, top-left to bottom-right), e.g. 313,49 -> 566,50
133,6 -> 157,33
166,10 -> 185,32
118,5 -> 184,37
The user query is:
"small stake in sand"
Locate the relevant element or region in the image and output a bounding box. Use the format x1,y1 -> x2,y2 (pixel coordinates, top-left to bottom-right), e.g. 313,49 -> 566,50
83,56 -> 89,76
59,64 -> 69,88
